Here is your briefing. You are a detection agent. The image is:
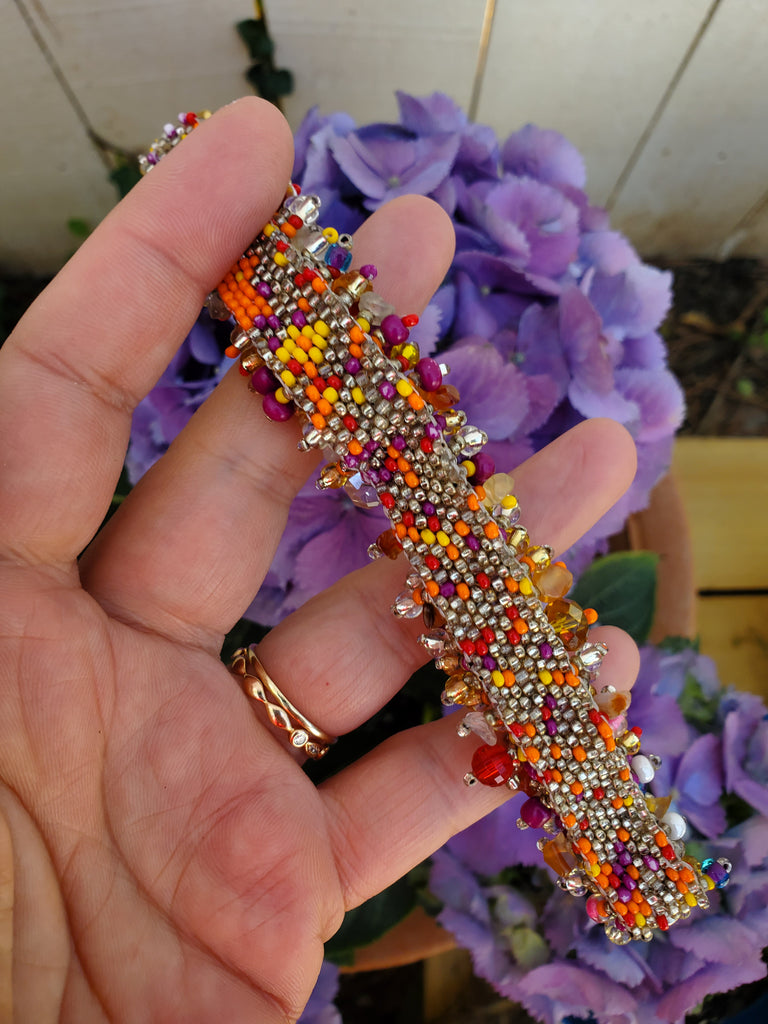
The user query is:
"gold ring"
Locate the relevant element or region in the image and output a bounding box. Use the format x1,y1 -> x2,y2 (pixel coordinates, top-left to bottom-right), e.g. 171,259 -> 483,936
229,645 -> 335,760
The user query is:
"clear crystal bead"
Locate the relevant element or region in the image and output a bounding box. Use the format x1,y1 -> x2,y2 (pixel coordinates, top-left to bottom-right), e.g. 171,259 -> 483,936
460,711 -> 497,745
454,425 -> 488,457
392,591 -> 421,619
204,291 -> 233,321
358,291 -> 396,322
418,629 -> 449,656
344,472 -> 379,508
285,193 -> 321,224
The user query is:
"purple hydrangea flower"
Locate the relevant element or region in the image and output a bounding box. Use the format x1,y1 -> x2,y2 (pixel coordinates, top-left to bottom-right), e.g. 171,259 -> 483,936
722,690 -> 768,817
297,960 -> 342,1024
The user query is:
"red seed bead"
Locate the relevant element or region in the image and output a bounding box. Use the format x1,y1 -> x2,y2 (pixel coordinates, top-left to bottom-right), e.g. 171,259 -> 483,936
380,493 -> 395,509
276,240 -> 289,252
661,845 -> 676,861
506,629 -> 521,645
327,375 -> 342,391
287,359 -> 302,375
420,438 -> 434,453
288,214 -> 303,229
476,572 -> 490,589
402,511 -> 415,526
589,709 -> 602,725
402,314 -> 420,327
427,516 -> 440,532
425,554 -> 440,571
385,457 -> 398,472
475,641 -> 488,657
481,627 -> 495,644
460,639 -> 476,656
510,723 -> 524,738
343,415 -> 358,431
593,787 -> 605,800
657,915 -> 669,931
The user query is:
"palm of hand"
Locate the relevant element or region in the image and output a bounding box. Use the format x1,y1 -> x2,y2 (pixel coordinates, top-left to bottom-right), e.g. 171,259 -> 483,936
0,99 -> 638,1023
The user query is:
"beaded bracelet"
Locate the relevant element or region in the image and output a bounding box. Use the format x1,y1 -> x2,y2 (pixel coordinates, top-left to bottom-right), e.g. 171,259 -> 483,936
141,113 -> 731,943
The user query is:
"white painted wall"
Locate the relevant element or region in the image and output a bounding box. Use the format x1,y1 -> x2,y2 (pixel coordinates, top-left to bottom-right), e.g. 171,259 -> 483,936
1,0 -> 766,272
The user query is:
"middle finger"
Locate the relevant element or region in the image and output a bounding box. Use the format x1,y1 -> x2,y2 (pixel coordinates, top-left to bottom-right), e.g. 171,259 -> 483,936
80,196 -> 455,646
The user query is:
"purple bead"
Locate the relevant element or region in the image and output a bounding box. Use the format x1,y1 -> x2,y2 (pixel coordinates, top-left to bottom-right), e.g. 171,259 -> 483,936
614,840 -> 626,853
422,502 -> 435,516
262,393 -> 294,422
435,415 -> 447,430
380,314 -> 409,347
616,887 -> 632,903
545,719 -> 558,736
425,422 -> 440,440
482,655 -> 496,670
393,435 -> 406,451
416,357 -> 442,392
367,469 -> 380,483
466,534 -> 480,551
268,337 -> 281,353
291,310 -> 307,328
539,642 -> 553,659
618,850 -> 632,867
440,582 -> 456,598
624,875 -> 637,891
250,366 -> 278,394
378,381 -> 396,400
256,282 -> 272,298
379,468 -> 391,482
327,246 -> 348,270
360,263 -> 377,280
520,797 -> 553,829
253,315 -> 267,330
545,694 -> 558,709
267,314 -> 281,331
705,861 -> 729,887
643,855 -> 660,872
344,454 -> 360,468
147,152 -> 157,165
472,452 -> 496,485
345,357 -> 361,375
365,439 -> 378,453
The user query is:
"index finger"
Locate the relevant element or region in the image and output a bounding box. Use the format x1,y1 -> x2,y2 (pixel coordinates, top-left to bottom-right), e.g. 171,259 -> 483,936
0,98 -> 294,568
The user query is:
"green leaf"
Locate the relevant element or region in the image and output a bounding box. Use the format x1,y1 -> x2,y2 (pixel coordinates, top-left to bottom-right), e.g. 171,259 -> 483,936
678,671 -> 719,731
571,550 -> 658,645
736,377 -> 755,398
67,217 -> 91,239
236,18 -> 274,60
245,64 -> 294,102
659,635 -> 699,654
109,161 -> 142,199
324,874 -> 417,964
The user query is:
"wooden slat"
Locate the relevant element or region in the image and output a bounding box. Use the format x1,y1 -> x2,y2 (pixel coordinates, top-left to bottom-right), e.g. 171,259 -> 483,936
0,0 -> 116,273
476,0 -> 714,206
672,438 -> 768,591
697,594 -> 768,699
610,0 -> 768,257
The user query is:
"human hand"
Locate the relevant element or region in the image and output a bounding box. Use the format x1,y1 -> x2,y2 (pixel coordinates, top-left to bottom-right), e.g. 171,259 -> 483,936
0,98 -> 638,1022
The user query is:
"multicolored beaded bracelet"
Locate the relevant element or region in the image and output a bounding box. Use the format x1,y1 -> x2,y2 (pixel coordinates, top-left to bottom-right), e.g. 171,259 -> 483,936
141,113 -> 731,943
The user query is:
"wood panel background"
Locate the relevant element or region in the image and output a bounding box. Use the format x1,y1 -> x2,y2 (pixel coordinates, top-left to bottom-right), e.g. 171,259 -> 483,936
2,0 -> 767,273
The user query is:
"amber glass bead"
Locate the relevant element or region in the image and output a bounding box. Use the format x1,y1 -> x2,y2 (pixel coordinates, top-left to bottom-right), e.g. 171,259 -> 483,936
545,598 -> 589,651
534,563 -> 573,599
425,384 -> 460,413
542,833 -> 578,877
444,672 -> 481,706
376,529 -> 403,560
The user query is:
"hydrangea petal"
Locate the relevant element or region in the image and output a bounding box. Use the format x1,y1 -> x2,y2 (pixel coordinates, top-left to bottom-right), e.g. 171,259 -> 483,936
501,124 -> 587,190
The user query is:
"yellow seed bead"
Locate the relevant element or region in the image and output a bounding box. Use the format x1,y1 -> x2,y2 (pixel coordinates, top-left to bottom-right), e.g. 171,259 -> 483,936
519,578 -> 533,596
275,347 -> 290,363
314,319 -> 330,337
492,670 -> 505,687
293,348 -> 308,364
396,379 -> 413,397
634,913 -> 646,927
323,387 -> 339,404
436,530 -> 450,547
301,324 -> 315,337
323,227 -> 339,243
421,529 -> 436,545
309,347 -> 324,363
624,796 -> 634,807
280,370 -> 296,387
351,387 -> 365,404
538,670 -> 553,685
312,333 -> 328,349
705,875 -> 716,890
235,271 -> 244,282
263,223 -> 275,236
287,325 -> 300,339
273,252 -> 288,267
684,893 -> 698,907
461,460 -> 476,476
501,495 -> 518,509
357,316 -> 371,333
591,863 -> 601,877
274,387 -> 290,404
283,338 -> 296,352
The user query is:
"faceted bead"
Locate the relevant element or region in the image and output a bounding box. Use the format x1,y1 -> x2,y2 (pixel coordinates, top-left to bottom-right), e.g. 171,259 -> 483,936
459,712 -> 498,745
344,472 -> 379,508
483,472 -> 516,507
426,384 -> 461,413
392,591 -> 422,619
418,629 -> 449,656
204,290 -> 233,320
358,291 -> 396,321
471,743 -> 517,787
545,599 -> 589,651
391,342 -> 421,368
455,425 -> 488,457
542,833 -> 577,877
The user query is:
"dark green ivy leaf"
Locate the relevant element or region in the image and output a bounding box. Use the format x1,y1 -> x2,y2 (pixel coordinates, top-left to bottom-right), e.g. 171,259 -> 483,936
109,161 -> 142,199
324,874 -> 418,965
571,550 -> 658,645
245,65 -> 294,102
236,18 -> 275,60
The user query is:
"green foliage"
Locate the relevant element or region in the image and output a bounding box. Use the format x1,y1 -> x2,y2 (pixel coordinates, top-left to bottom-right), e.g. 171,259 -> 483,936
236,13 -> 293,107
571,550 -> 659,645
67,217 -> 91,240
109,160 -> 143,200
678,671 -> 720,732
324,874 -> 418,965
